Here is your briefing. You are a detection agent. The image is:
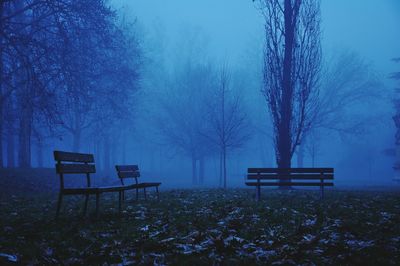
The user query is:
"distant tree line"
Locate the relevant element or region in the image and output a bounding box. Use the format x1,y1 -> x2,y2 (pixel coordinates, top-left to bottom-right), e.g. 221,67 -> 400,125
0,0 -> 141,168
153,59 -> 251,188
140,8 -> 383,187
392,58 -> 400,146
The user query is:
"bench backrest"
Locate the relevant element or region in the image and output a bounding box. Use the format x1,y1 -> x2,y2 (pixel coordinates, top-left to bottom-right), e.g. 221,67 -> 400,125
54,151 -> 96,189
247,168 -> 334,185
115,165 -> 140,185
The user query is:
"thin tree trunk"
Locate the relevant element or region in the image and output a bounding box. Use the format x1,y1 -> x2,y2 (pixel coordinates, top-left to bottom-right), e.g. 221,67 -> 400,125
191,156 -> 197,185
6,91 -> 15,168
7,126 -> 15,168
18,110 -> 32,168
37,139 -> 43,168
199,156 -> 205,185
219,151 -> 223,187
223,146 -> 227,189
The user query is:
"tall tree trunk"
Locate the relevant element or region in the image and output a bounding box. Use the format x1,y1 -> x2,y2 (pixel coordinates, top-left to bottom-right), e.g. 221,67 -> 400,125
0,4 -> 3,169
219,152 -> 223,187
191,156 -> 197,185
278,0 -> 296,170
277,0 -> 298,188
18,110 -> 32,168
36,139 -> 43,168
6,92 -> 15,168
7,127 -> 15,168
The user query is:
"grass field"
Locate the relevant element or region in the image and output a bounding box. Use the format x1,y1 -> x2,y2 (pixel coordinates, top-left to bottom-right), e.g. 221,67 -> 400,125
1,187 -> 400,265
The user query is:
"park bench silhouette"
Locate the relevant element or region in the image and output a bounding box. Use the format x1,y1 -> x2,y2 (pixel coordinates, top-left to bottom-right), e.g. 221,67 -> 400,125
115,165 -> 161,201
245,168 -> 334,201
54,151 -> 161,217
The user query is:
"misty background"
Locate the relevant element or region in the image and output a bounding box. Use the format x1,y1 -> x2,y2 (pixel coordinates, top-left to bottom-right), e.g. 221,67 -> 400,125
2,0 -> 400,188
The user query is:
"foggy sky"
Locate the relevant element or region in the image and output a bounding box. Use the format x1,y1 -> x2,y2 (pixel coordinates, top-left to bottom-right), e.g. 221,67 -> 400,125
112,0 -> 400,79
108,0 -> 400,186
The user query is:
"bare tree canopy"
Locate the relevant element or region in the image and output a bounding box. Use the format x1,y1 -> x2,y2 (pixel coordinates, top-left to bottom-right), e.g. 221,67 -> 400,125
0,0 -> 141,168
204,64 -> 251,188
257,0 -> 322,168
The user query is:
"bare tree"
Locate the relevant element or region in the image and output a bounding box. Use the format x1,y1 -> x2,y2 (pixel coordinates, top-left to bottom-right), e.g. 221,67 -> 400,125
204,64 -> 251,189
257,0 -> 322,171
0,0 -> 69,167
296,51 -> 383,166
391,58 -> 400,148
0,0 -> 141,167
155,61 -> 214,185
312,51 -> 382,135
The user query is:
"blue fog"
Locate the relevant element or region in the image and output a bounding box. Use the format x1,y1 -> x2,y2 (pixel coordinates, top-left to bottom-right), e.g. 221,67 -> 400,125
105,0 -> 400,187
5,0 -> 400,188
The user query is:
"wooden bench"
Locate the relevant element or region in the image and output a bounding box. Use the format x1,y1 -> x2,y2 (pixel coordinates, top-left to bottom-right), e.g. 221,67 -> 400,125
54,151 -> 135,217
115,165 -> 161,200
245,168 -> 334,201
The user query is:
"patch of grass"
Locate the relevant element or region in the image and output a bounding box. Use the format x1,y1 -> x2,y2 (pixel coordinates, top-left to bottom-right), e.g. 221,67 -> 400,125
0,188 -> 400,265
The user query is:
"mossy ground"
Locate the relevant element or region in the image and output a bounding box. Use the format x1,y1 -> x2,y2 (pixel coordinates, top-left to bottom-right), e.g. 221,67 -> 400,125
0,188 -> 399,265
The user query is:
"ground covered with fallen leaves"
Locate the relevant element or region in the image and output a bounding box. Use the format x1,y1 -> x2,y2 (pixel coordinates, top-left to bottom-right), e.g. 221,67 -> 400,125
1,188 -> 400,265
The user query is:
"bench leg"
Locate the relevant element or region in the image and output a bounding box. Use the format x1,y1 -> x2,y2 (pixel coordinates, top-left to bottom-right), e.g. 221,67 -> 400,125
144,188 -> 147,200
136,188 -> 139,201
122,191 -> 125,201
320,186 -> 324,200
156,186 -> 159,200
256,186 -> 261,202
83,194 -> 89,215
95,193 -> 100,216
56,193 -> 63,218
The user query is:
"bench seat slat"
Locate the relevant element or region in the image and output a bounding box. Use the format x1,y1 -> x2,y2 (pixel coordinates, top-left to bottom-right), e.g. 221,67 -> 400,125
134,182 -> 161,188
56,163 -> 96,174
54,151 -> 94,163
245,182 -> 334,187
115,165 -> 139,172
98,186 -> 129,192
247,174 -> 334,180
248,168 -> 333,174
117,171 -> 140,178
61,187 -> 99,195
